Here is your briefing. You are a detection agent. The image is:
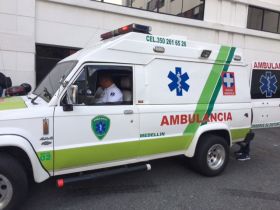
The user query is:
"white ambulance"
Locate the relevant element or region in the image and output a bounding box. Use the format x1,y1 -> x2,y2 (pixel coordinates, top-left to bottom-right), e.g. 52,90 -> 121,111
0,24 -> 279,210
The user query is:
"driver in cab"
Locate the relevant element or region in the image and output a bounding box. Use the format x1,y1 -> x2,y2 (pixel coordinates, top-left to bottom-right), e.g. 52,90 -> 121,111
94,74 -> 123,104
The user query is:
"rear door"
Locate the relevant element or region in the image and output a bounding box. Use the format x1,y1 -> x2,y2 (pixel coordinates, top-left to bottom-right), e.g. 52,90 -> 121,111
251,61 -> 280,129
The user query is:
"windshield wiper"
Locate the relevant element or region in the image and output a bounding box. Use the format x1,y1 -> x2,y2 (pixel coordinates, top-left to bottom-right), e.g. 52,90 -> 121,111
31,94 -> 40,105
43,88 -> 52,100
31,88 -> 51,105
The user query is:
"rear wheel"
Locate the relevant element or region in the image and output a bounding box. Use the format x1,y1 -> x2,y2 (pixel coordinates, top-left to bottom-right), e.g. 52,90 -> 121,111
192,134 -> 229,176
0,153 -> 28,210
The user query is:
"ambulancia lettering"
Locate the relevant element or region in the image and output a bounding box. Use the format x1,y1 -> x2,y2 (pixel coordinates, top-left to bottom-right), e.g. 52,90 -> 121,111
254,62 -> 280,70
160,112 -> 233,126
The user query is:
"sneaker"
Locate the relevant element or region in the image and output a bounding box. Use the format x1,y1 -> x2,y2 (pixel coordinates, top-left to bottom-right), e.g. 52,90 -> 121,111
234,150 -> 243,156
236,153 -> 251,161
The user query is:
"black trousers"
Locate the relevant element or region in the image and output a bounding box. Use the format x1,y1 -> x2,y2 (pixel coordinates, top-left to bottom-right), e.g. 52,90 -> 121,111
237,134 -> 253,155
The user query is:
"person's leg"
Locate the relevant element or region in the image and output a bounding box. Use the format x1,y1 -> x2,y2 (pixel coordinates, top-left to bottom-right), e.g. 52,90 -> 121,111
242,140 -> 250,155
236,140 -> 251,161
235,142 -> 246,155
235,131 -> 254,161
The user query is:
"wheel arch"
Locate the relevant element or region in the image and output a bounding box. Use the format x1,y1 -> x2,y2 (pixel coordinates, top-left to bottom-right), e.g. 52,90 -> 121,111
0,146 -> 33,182
0,135 -> 50,183
185,123 -> 232,157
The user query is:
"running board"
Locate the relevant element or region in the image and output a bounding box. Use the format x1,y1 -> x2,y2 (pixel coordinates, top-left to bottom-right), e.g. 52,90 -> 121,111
57,164 -> 151,188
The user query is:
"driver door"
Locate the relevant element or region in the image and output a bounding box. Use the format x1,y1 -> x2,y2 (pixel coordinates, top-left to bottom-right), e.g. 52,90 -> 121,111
53,64 -> 139,175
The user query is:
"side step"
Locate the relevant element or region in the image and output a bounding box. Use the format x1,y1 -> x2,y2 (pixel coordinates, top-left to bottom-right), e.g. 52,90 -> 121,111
57,164 -> 151,188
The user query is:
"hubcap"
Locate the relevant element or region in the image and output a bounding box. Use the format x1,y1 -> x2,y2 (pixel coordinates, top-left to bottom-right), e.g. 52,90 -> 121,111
0,174 -> 13,210
207,144 -> 225,170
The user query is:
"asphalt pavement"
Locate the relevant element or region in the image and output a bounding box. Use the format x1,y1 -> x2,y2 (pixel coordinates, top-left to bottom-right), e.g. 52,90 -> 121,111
20,128 -> 280,210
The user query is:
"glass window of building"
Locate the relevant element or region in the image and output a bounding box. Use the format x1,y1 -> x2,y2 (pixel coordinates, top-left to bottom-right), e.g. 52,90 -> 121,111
247,6 -> 280,34
92,0 -> 205,21
247,6 -> 263,30
278,16 -> 280,33
36,45 -> 80,85
147,0 -> 158,11
158,0 -> 165,9
263,10 -> 279,33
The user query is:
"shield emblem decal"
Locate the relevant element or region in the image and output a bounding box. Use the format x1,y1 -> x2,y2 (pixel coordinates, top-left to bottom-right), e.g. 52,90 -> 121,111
91,115 -> 110,140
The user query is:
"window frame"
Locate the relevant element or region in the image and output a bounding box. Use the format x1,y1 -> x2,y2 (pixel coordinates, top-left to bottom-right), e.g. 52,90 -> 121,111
61,63 -> 134,106
247,5 -> 280,34
250,69 -> 280,99
263,9 -> 279,33
247,6 -> 264,31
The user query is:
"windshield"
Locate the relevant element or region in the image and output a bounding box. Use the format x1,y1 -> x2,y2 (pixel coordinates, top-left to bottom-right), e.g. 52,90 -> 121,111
34,60 -> 78,102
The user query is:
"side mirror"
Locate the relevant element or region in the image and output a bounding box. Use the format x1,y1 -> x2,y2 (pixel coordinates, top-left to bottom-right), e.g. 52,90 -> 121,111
63,85 -> 78,111
63,103 -> 73,112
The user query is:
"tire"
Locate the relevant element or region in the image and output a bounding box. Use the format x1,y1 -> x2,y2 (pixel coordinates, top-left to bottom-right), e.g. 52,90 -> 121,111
191,134 -> 229,177
0,153 -> 28,210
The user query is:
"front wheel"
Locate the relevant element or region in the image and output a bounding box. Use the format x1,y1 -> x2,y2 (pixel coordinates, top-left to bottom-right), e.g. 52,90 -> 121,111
0,153 -> 28,210
192,134 -> 229,177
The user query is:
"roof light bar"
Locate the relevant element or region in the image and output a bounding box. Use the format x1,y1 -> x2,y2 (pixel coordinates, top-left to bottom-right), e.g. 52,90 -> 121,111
101,24 -> 152,40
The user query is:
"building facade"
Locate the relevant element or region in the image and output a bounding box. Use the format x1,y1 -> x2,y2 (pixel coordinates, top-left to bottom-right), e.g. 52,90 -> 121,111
0,0 -> 280,87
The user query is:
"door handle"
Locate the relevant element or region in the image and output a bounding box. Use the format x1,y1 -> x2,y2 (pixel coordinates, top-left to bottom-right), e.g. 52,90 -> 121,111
124,110 -> 134,115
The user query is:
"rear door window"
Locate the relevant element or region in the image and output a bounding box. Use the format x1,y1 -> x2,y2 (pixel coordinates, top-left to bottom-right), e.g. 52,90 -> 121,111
251,69 -> 280,99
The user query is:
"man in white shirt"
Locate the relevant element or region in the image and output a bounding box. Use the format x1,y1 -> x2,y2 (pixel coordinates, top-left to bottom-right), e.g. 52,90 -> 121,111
94,74 -> 123,103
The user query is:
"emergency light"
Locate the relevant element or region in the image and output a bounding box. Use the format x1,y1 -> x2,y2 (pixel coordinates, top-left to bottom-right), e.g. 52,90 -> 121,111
101,24 -> 151,40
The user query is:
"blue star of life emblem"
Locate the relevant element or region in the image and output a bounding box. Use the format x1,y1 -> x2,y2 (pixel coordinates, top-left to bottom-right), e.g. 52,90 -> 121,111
95,121 -> 106,135
168,67 -> 190,96
260,71 -> 278,97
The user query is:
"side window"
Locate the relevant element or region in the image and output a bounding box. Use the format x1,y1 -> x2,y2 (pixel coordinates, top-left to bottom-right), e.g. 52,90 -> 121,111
72,65 -> 133,105
251,69 -> 280,99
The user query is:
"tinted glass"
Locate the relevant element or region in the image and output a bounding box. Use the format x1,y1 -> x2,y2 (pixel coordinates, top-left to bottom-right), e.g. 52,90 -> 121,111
247,7 -> 263,30
278,16 -> 280,33
93,0 -> 205,20
131,0 -> 205,20
34,61 -> 77,102
36,45 -> 80,85
178,0 -> 204,19
72,65 -> 133,105
251,70 -> 280,99
147,0 -> 158,11
263,10 -> 279,33
159,0 -> 165,8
